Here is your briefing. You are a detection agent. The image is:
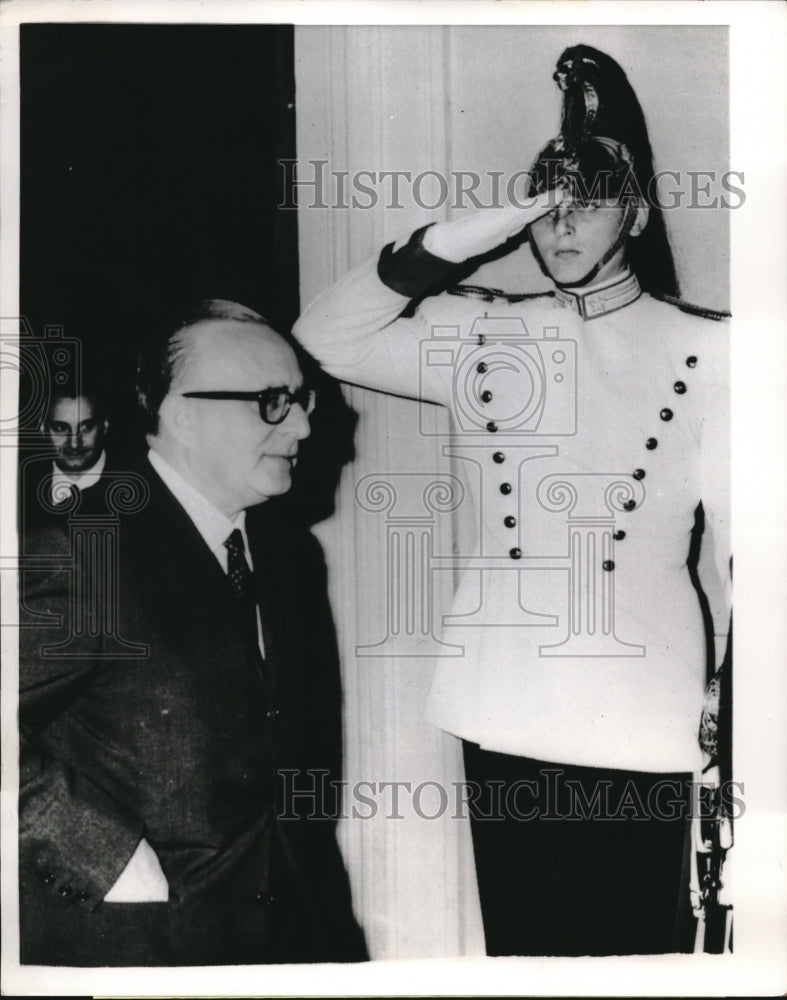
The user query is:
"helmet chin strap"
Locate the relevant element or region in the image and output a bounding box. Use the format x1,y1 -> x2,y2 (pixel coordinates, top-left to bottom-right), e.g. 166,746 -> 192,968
528,198 -> 639,289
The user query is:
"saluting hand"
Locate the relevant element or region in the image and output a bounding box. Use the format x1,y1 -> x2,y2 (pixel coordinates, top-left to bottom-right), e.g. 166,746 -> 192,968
422,189 -> 563,263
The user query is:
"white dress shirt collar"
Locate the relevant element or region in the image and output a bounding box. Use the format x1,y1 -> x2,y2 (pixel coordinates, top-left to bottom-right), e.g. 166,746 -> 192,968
147,448 -> 248,571
50,450 -> 107,504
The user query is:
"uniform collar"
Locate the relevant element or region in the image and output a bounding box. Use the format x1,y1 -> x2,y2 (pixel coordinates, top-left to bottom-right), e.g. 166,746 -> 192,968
554,270 -> 641,320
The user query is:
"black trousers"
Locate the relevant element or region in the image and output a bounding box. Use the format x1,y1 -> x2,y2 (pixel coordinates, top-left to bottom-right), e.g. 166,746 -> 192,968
463,742 -> 695,957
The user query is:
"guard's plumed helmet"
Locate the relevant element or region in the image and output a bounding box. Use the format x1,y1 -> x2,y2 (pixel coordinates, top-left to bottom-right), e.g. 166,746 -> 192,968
527,45 -> 679,296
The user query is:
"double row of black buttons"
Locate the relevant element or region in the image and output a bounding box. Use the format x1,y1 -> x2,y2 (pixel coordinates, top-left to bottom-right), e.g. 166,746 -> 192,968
604,355 -> 697,572
486,355 -> 698,566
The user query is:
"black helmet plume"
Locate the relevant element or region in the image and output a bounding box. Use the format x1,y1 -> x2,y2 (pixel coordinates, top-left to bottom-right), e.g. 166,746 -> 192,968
528,45 -> 679,296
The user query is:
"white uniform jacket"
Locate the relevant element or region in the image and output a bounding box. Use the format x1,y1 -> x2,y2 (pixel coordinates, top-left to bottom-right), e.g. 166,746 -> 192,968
294,234 -> 731,774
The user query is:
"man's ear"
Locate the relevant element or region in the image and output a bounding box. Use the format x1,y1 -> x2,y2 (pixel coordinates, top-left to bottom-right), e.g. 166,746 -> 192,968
159,394 -> 196,447
630,201 -> 650,237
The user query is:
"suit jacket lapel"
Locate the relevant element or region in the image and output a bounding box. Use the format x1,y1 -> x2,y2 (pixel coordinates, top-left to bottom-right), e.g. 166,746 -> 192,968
139,458 -> 232,594
139,458 -> 280,698
135,458 -> 261,676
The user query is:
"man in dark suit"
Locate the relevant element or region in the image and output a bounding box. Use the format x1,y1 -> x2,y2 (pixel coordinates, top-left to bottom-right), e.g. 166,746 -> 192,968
19,382 -> 113,535
18,299 -> 366,966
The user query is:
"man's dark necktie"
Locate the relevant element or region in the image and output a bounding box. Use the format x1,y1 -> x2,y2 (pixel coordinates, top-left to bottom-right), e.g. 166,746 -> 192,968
52,482 -> 80,510
224,528 -> 265,667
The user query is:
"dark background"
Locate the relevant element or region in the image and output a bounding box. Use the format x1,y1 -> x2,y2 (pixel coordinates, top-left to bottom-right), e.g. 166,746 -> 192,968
21,23 -> 298,333
19,23 -> 354,524
20,23 -> 299,454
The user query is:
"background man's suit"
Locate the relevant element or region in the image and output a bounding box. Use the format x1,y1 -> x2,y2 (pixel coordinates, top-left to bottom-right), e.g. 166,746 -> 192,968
18,451 -> 114,538
19,457 -> 366,966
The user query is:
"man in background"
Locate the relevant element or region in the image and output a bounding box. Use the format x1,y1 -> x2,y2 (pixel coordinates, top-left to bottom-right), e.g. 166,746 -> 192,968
19,381 -> 112,532
41,384 -> 109,498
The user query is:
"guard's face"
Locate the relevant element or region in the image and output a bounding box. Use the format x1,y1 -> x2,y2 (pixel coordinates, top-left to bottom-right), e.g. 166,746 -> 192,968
175,321 -> 311,516
529,199 -> 628,286
45,396 -> 107,473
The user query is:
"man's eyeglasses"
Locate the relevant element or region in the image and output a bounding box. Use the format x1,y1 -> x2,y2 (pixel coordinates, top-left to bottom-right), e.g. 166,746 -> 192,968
181,386 -> 316,426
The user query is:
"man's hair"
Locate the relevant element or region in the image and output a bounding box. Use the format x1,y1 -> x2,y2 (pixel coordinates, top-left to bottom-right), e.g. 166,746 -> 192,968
45,379 -> 108,424
135,298 -> 271,435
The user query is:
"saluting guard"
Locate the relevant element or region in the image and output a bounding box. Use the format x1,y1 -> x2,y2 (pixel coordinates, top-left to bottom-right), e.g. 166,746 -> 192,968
294,44 -> 731,956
